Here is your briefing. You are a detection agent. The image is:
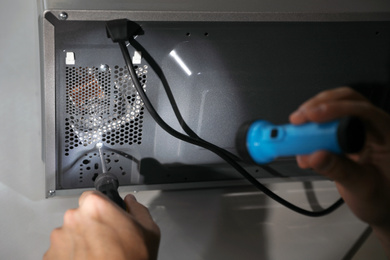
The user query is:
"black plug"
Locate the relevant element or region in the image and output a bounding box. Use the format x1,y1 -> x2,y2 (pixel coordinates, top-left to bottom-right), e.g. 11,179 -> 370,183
106,19 -> 144,42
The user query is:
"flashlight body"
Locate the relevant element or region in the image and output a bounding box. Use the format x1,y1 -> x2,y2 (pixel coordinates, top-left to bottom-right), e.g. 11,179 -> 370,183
237,117 -> 365,165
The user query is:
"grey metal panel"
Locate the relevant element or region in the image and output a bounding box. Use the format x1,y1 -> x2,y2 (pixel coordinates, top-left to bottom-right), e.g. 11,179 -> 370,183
0,0 -> 380,259
46,10 -> 390,22
42,0 -> 390,13
41,0 -> 390,23
42,16 -> 57,197
42,11 -> 390,195
40,0 -> 390,195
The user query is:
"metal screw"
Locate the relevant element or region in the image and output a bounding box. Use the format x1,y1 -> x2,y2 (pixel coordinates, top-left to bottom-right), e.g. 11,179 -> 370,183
99,64 -> 110,72
48,190 -> 56,197
59,12 -> 68,20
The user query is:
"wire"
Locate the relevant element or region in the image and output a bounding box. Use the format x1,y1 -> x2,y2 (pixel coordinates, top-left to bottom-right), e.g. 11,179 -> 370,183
117,40 -> 344,217
128,39 -> 241,161
128,39 -> 200,140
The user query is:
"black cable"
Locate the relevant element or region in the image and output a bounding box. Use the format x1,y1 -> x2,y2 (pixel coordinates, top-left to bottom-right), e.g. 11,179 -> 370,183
128,39 -> 200,140
129,39 -> 241,161
116,40 -> 344,217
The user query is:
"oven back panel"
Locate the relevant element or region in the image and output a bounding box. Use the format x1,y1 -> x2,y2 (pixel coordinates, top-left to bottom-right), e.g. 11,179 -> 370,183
42,13 -> 390,194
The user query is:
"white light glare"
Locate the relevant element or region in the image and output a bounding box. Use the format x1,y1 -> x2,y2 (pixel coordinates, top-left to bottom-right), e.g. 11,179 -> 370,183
169,50 -> 192,76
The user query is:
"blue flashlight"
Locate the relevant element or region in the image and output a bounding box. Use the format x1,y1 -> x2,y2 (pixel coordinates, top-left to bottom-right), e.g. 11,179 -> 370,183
236,117 -> 365,164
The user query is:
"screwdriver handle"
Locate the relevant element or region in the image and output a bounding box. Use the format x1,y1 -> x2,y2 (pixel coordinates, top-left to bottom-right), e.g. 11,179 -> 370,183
94,173 -> 127,211
236,116 -> 366,165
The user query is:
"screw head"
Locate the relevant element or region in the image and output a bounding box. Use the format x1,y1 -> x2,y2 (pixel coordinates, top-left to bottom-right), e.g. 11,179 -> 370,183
59,12 -> 68,20
48,190 -> 56,197
99,64 -> 110,72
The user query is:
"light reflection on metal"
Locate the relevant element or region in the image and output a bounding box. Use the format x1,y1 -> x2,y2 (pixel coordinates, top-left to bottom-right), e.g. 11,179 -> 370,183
169,50 -> 192,76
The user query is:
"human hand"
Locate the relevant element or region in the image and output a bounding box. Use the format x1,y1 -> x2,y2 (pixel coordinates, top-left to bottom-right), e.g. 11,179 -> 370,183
44,191 -> 160,260
289,87 -> 390,254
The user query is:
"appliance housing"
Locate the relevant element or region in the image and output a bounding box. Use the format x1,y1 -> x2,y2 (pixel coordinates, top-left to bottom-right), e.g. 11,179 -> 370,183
39,0 -> 390,197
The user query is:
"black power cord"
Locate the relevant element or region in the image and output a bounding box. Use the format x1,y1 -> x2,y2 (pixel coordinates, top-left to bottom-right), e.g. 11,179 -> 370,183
107,19 -> 344,217
127,38 -> 241,161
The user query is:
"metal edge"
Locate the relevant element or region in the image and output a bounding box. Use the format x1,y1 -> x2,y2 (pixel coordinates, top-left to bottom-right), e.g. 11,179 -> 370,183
53,176 -> 327,197
46,10 -> 390,22
42,11 -> 57,198
38,5 -> 45,173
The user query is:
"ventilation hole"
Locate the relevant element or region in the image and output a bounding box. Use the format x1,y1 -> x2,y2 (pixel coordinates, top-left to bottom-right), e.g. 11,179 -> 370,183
83,159 -> 90,165
92,173 -> 98,181
94,163 -> 99,170
64,65 -> 145,156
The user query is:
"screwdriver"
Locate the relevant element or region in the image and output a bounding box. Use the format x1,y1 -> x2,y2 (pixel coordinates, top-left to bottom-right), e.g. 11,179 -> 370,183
94,142 -> 127,210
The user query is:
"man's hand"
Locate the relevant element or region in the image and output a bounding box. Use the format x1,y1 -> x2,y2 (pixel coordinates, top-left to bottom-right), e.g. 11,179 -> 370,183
44,191 -> 160,260
289,87 -> 390,255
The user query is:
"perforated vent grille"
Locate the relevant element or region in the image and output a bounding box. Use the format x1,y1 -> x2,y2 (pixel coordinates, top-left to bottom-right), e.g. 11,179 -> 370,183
78,151 -> 129,184
64,65 -> 147,156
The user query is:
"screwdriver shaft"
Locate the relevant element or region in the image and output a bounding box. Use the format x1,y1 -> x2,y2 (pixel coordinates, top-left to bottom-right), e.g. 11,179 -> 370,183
97,143 -> 107,174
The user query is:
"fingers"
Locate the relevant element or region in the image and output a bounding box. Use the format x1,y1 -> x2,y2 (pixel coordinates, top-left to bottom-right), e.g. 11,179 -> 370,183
291,100 -> 376,123
78,190 -> 110,207
46,191 -> 161,260
78,190 -> 96,207
63,208 -> 79,227
297,87 -> 367,110
289,87 -> 369,124
289,87 -> 390,147
78,191 -> 129,225
124,194 -> 160,234
124,194 -> 161,260
124,194 -> 151,222
296,151 -> 362,182
45,227 -> 73,259
78,191 -> 108,221
78,191 -> 159,234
